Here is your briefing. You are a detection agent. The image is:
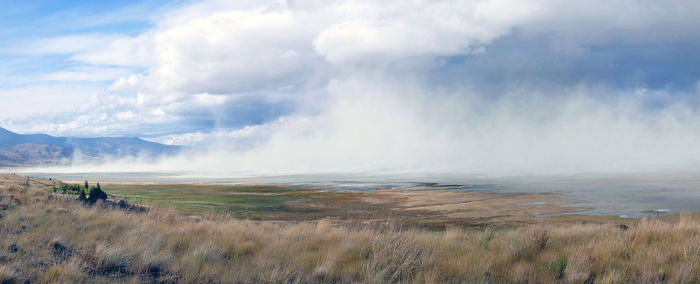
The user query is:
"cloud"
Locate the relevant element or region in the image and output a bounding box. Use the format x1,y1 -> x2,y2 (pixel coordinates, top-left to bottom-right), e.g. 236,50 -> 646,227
108,74 -> 144,91
67,0 -> 700,98
70,33 -> 153,67
313,0 -> 538,63
81,6 -> 323,96
0,85 -> 98,120
153,121 -> 282,148
6,0 -> 700,176
41,66 -> 136,82
8,34 -> 118,55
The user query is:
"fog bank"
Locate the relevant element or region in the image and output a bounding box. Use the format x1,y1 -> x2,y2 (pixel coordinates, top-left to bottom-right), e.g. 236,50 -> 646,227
21,79 -> 700,177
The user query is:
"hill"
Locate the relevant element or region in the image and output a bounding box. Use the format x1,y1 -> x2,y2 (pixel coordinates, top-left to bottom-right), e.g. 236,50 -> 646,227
0,127 -> 182,166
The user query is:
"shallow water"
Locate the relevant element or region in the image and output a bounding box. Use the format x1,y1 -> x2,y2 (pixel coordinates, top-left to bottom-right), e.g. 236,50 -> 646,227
9,170 -> 700,218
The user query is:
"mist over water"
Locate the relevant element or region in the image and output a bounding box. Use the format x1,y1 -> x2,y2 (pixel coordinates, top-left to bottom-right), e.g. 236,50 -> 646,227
20,79 -> 700,177
12,80 -> 700,218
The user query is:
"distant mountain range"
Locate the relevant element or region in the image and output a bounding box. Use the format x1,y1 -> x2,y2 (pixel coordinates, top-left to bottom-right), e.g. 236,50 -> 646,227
0,127 -> 183,166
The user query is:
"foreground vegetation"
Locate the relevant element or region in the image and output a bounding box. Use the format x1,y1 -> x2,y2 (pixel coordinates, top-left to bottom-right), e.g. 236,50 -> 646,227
1,175 -> 700,283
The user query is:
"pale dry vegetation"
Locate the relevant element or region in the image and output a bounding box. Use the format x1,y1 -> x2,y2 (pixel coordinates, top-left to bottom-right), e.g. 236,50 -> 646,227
1,176 -> 700,283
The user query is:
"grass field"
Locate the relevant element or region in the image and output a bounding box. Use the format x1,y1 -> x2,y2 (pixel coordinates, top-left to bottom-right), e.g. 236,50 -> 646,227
3,174 -> 700,283
100,183 -> 310,214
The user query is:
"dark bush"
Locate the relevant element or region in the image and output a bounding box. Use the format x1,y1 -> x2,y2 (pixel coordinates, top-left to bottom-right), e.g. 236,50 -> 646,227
87,186 -> 107,203
69,184 -> 82,194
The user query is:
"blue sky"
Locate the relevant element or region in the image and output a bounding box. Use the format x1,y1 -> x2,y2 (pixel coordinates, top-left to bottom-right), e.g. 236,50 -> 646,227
0,0 -> 157,34
3,0 -> 700,174
0,0 -> 165,70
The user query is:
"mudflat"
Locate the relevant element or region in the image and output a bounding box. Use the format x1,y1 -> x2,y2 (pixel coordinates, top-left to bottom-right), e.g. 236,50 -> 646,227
72,178 -> 603,228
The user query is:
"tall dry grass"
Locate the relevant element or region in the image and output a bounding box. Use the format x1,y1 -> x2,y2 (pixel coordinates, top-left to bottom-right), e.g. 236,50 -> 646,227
2,180 -> 700,283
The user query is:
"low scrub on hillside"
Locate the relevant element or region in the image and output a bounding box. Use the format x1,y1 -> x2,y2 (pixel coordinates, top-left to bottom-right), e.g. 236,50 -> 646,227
1,179 -> 699,283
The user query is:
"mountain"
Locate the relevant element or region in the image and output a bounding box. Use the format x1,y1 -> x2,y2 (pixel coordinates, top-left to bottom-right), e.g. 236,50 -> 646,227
0,127 -> 182,166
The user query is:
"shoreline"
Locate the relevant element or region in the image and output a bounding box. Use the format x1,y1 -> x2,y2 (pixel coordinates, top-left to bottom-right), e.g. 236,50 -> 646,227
57,175 -> 606,227
20,170 -> 698,218
17,171 -> 690,220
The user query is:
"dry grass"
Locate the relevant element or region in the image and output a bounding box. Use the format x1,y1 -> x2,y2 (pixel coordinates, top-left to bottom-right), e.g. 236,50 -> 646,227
3,175 -> 700,283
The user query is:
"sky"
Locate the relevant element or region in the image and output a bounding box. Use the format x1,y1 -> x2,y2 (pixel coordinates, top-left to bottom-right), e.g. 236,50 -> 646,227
3,0 -> 700,175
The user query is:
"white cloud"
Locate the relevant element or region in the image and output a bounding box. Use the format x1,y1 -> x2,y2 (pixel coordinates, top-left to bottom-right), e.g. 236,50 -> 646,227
11,34 -> 119,55
0,85 -> 97,119
73,6 -> 322,97
154,122 -> 281,148
108,74 -> 144,91
70,33 -> 153,67
50,0 -> 700,101
42,66 -> 136,82
313,0 -> 539,63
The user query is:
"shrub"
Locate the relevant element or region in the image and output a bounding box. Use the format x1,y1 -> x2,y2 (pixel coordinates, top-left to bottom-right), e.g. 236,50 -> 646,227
548,256 -> 567,279
95,243 -> 130,273
512,224 -> 550,261
87,186 -> 107,203
365,237 -> 429,282
40,258 -> 86,283
58,184 -> 69,194
69,185 -> 81,194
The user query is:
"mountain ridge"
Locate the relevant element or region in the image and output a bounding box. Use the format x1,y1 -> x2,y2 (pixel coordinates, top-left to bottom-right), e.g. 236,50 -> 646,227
0,127 -> 182,166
